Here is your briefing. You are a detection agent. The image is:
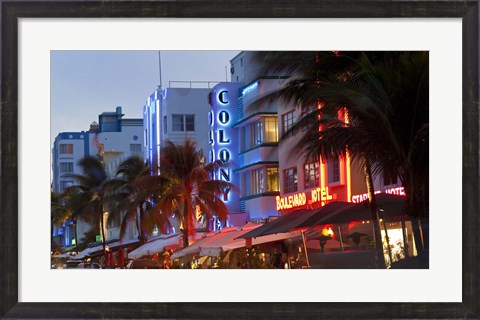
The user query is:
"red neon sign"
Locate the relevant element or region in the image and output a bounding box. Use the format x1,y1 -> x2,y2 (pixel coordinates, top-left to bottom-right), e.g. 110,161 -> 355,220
351,187 -> 406,203
276,187 -> 335,211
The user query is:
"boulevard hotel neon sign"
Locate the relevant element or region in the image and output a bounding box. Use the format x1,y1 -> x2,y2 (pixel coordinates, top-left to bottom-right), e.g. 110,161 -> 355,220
276,187 -> 335,211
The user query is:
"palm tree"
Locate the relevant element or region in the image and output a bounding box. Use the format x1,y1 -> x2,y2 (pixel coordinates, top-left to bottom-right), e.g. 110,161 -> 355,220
254,51 -> 429,266
51,191 -> 70,250
109,156 -> 170,243
147,139 -> 234,248
64,156 -> 111,255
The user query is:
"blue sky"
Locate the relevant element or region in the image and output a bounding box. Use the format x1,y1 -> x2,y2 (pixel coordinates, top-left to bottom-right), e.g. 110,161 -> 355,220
51,50 -> 239,146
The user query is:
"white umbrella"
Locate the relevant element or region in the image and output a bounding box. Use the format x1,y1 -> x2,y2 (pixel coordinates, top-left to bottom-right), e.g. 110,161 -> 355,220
170,227 -> 238,259
128,234 -> 181,259
222,230 -> 302,252
199,223 -> 261,257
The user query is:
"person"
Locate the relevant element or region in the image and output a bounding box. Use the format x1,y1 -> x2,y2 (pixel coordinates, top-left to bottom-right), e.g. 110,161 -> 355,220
273,252 -> 283,269
281,252 -> 289,269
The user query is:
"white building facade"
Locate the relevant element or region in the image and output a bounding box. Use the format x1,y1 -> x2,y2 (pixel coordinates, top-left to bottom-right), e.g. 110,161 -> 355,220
52,106 -> 144,248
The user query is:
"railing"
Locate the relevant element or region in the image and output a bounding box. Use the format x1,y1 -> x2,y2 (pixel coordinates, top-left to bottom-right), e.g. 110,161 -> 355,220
168,81 -> 222,89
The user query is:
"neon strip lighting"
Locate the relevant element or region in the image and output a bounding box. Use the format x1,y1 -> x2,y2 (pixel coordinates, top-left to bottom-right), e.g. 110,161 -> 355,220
242,81 -> 259,96
344,108 -> 352,202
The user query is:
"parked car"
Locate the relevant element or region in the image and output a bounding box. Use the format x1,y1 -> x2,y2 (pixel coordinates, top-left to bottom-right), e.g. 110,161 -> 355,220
77,262 -> 101,269
126,259 -> 161,269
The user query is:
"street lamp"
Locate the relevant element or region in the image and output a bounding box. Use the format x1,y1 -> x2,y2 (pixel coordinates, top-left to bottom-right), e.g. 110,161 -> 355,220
318,227 -> 334,266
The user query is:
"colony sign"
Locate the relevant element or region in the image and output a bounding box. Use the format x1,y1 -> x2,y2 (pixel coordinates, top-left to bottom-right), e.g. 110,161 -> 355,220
209,83 -> 241,212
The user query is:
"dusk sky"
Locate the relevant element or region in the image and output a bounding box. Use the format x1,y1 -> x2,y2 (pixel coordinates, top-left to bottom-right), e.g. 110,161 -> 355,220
51,50 -> 240,147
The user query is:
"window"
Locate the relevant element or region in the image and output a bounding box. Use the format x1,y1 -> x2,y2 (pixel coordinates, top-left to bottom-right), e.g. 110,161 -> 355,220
383,170 -> 397,186
163,115 -> 167,134
282,110 -> 295,137
250,116 -> 278,147
252,168 -> 265,194
185,115 -> 195,131
266,167 -> 279,192
59,180 -> 73,192
283,167 -> 298,193
172,115 -> 183,131
304,161 -> 320,189
301,105 -> 316,131
59,144 -> 73,154
327,157 -> 341,184
59,162 -> 74,173
252,166 -> 279,195
172,114 -> 195,132
130,144 -> 142,153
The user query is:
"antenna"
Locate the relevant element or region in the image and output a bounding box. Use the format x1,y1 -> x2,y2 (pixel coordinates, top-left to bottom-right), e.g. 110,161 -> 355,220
158,51 -> 162,89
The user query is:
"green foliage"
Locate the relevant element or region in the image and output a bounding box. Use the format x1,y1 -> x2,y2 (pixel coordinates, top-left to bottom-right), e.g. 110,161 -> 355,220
148,139 -> 235,248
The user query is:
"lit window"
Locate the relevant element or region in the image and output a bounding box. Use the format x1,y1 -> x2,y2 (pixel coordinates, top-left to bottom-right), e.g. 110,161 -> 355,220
266,167 -> 279,192
252,166 -> 279,195
304,161 -> 320,189
59,144 -> 73,154
283,167 -> 298,193
250,116 -> 278,147
59,162 -> 74,173
327,157 -> 341,184
282,110 -> 295,138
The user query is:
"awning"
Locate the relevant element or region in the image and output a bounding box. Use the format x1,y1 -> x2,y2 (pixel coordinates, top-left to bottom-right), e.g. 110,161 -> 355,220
237,194 -> 407,240
72,242 -> 104,260
170,227 -> 238,259
128,234 -> 181,259
222,230 -> 302,252
130,232 -> 208,260
295,201 -> 353,229
105,238 -> 139,251
314,193 -> 408,225
238,209 -> 315,239
73,238 -> 141,259
199,223 -> 261,256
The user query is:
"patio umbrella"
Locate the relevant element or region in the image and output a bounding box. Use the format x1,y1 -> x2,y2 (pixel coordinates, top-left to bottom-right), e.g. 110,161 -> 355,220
345,231 -> 368,245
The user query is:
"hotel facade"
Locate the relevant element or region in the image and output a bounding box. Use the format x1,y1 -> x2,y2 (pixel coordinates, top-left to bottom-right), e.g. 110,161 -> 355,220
52,107 -> 144,247
140,51 -> 415,259
207,51 -> 415,259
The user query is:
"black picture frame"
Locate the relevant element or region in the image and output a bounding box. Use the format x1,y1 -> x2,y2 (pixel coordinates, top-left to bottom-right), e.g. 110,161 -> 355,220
1,1 -> 479,319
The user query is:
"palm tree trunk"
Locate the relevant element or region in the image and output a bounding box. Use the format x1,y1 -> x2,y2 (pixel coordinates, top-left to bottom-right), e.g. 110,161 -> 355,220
138,205 -> 146,243
74,219 -> 78,251
404,178 -> 427,263
412,218 -> 429,268
135,206 -> 141,242
363,158 -> 387,269
182,204 -> 190,248
100,210 -> 107,255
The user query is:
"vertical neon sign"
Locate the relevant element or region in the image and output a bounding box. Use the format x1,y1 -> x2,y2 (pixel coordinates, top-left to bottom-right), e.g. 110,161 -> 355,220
210,83 -> 241,214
